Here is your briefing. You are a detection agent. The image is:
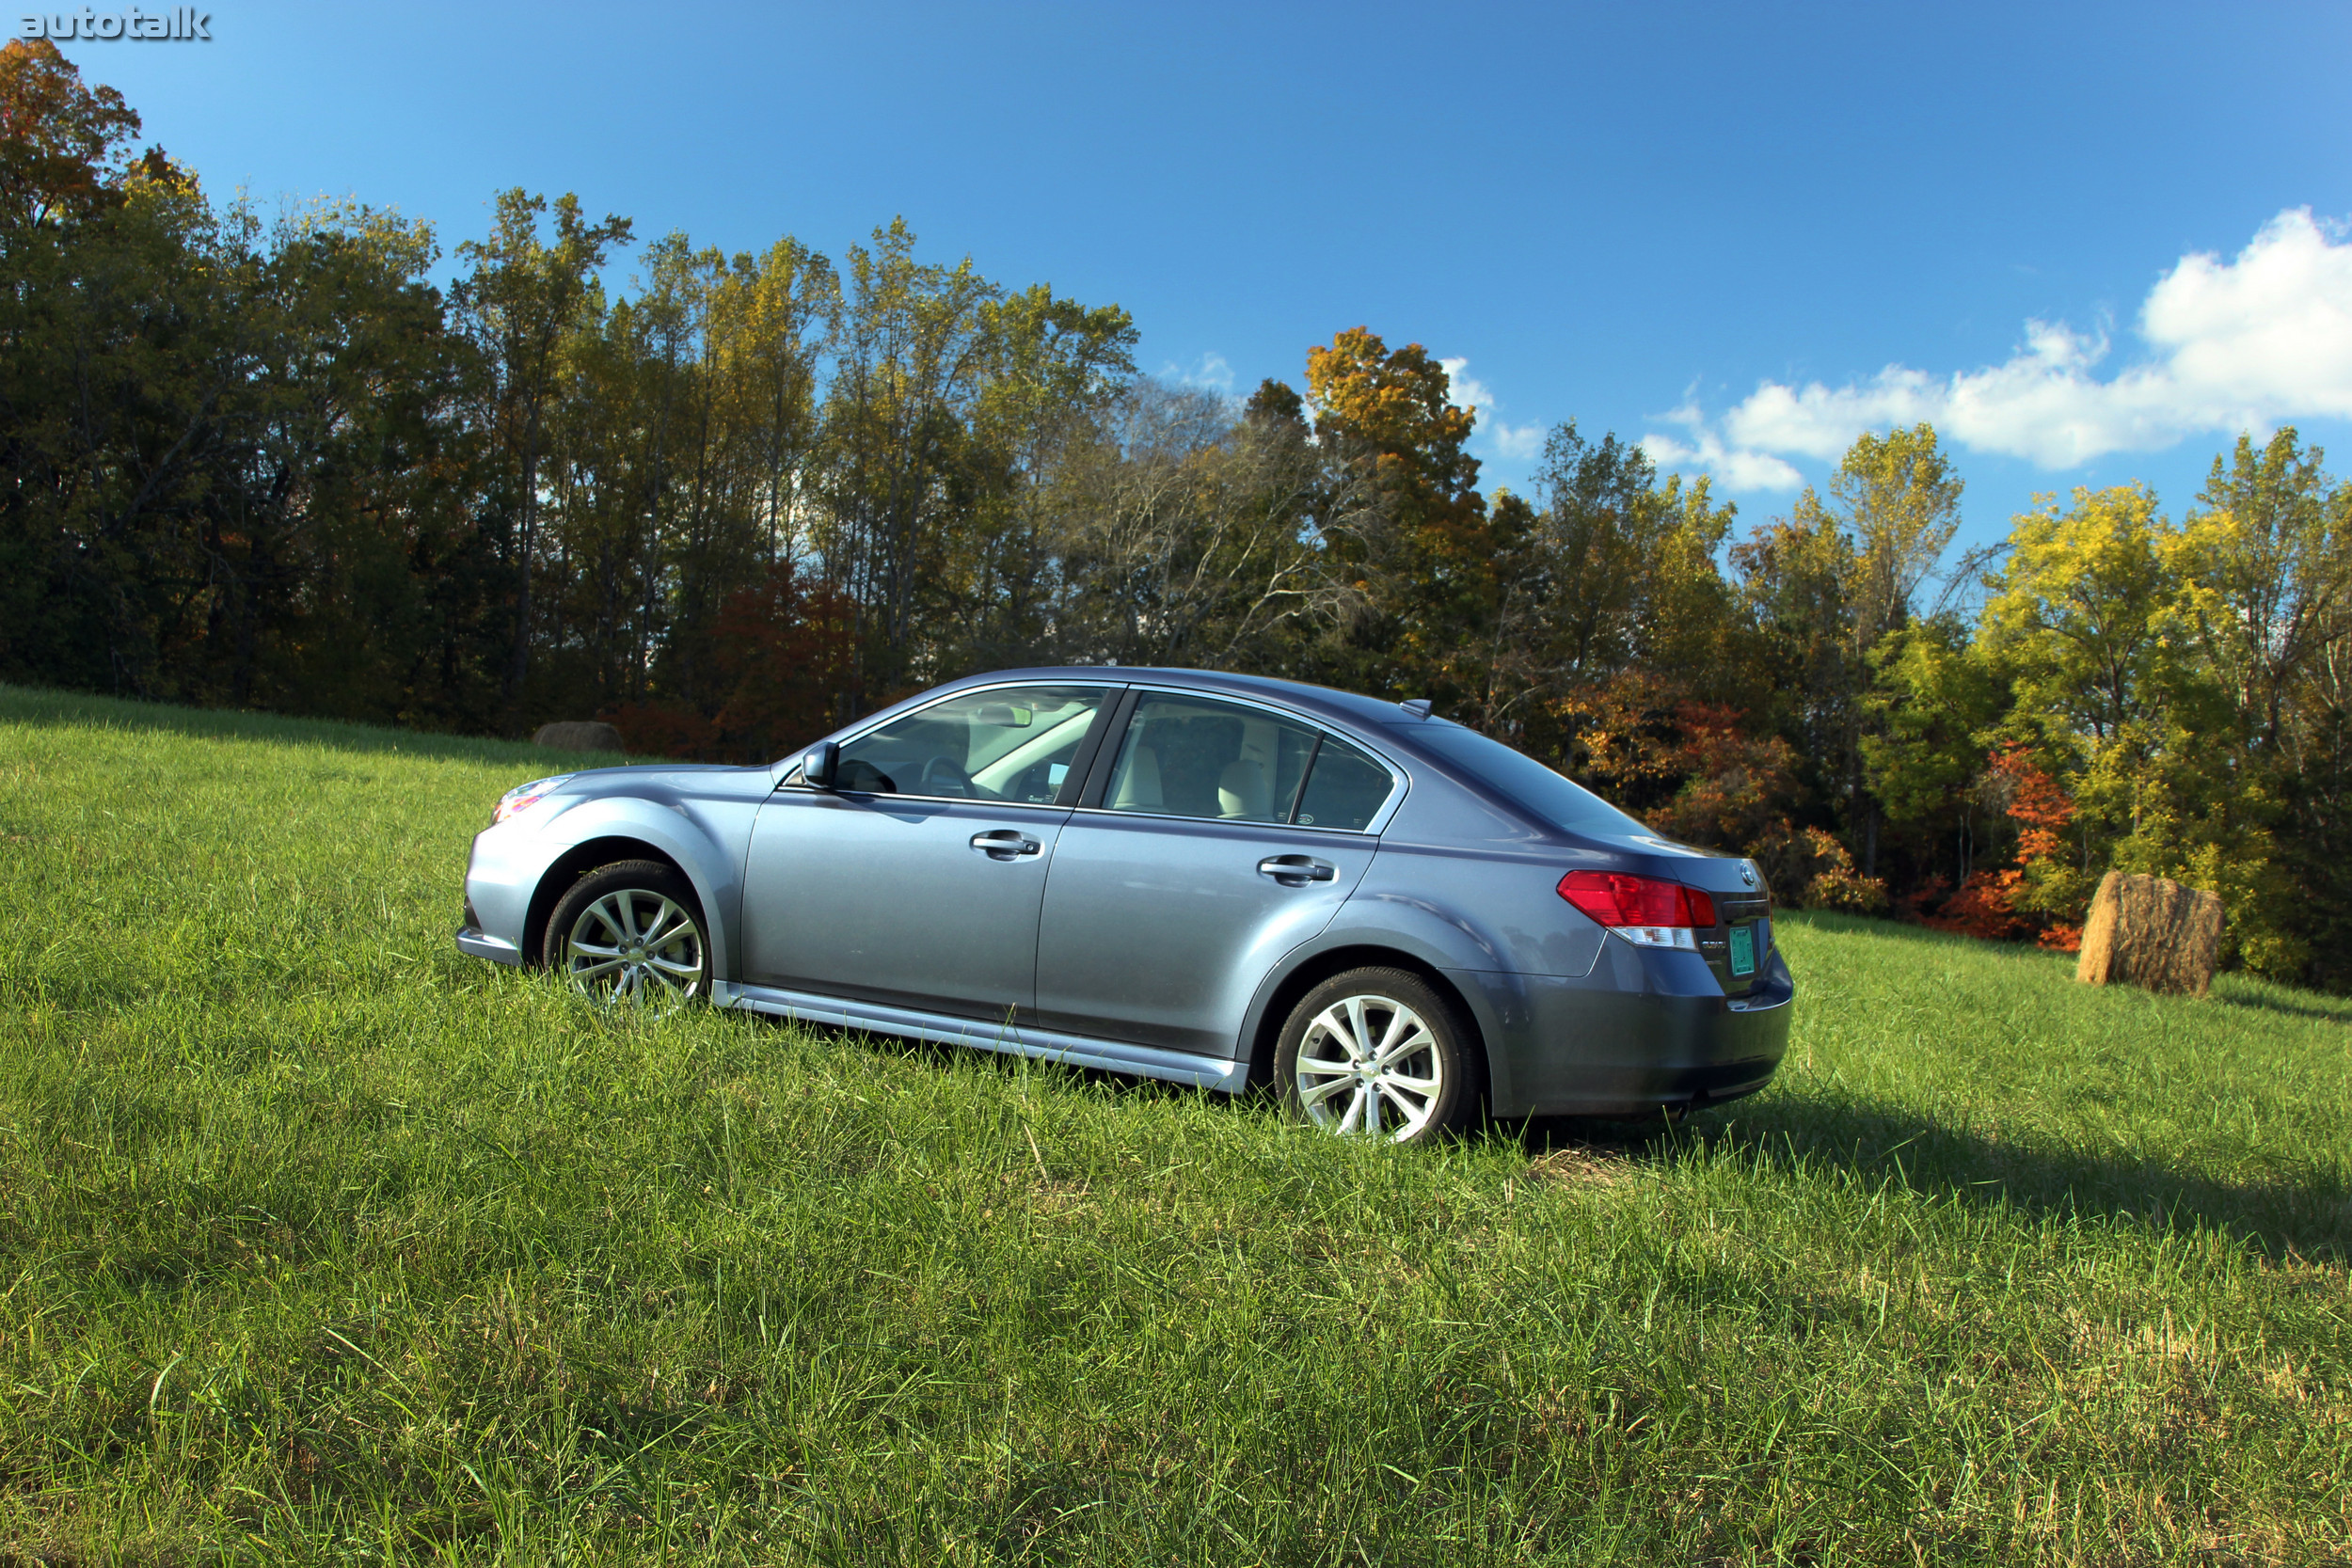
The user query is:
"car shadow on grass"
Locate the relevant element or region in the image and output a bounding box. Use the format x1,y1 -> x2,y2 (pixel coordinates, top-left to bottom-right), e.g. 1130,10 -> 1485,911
753,1015 -> 2350,1264
760,1014 -> 1216,1109
1516,1094 -> 2351,1265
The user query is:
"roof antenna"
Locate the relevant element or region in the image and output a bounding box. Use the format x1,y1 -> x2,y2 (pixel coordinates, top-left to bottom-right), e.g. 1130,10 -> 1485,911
1399,698 -> 1433,719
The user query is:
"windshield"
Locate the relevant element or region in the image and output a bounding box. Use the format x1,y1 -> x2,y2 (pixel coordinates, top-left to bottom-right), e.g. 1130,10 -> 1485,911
1398,722 -> 1650,836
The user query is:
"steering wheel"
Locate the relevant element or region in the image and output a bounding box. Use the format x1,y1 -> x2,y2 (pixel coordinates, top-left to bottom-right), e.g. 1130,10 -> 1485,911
918,755 -> 975,799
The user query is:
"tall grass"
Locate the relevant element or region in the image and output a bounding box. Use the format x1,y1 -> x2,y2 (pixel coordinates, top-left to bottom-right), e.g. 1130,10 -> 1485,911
2,685 -> 2346,1565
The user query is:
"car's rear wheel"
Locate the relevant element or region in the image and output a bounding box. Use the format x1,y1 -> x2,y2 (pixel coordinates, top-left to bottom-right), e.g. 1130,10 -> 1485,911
1275,967 -> 1476,1144
545,860 -> 707,1014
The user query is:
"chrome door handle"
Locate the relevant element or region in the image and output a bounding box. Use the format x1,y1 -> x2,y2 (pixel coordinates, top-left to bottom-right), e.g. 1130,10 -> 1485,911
1258,854 -> 1336,885
970,830 -> 1041,860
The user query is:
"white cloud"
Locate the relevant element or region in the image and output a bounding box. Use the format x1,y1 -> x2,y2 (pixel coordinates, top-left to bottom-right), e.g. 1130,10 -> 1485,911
1487,421 -> 1546,462
1640,407 -> 1806,493
1656,207 -> 2352,488
1440,356 -> 1547,463
1161,352 -> 1234,394
1439,356 -> 1494,414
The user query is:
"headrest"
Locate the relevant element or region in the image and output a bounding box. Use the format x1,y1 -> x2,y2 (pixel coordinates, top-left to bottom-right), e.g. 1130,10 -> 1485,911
1217,758 -> 1270,819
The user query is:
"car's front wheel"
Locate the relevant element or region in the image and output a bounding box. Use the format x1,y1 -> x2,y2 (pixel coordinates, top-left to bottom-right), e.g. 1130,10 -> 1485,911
1274,967 -> 1476,1143
545,860 -> 708,1014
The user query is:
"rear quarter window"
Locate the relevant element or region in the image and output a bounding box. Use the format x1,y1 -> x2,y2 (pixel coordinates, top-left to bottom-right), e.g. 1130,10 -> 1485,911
1294,736 -> 1393,831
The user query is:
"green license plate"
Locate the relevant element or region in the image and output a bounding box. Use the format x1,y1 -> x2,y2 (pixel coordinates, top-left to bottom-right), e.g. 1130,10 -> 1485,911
1727,924 -> 1756,976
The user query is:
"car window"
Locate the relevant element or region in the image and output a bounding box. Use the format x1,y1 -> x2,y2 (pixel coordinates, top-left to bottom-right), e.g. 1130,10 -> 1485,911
1398,721 -> 1646,834
1102,695 -> 1321,822
1292,735 -> 1395,831
836,686 -> 1111,802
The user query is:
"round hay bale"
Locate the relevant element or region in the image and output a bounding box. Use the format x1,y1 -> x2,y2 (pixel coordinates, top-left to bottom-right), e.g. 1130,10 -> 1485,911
2074,870 -> 2224,996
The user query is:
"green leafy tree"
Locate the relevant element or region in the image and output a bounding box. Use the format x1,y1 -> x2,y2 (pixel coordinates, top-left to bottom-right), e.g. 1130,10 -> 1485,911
1490,422 -> 1740,755
1979,482 -> 2302,970
817,218 -> 1001,706
452,189 -> 632,702
2169,431 -> 2352,981
1861,617 -> 2008,895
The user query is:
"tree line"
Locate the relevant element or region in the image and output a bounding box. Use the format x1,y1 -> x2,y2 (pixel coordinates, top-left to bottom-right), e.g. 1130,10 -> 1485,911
4,40 -> 2347,988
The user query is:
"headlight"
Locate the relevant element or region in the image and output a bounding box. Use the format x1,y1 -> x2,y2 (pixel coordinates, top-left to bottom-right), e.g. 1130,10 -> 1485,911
492,774 -> 574,826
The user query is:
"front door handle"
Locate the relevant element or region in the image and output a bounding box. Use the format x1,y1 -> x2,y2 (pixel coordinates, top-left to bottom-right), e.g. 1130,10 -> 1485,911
1258,854 -> 1337,885
970,829 -> 1041,860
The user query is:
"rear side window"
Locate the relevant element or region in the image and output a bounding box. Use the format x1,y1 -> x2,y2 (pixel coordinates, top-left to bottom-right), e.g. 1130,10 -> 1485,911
1096,694 -> 1398,831
1293,736 -> 1394,832
1102,695 -> 1321,822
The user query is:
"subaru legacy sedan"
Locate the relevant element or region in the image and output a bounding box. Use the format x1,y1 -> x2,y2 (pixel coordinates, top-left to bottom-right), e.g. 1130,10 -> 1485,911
455,669 -> 1793,1141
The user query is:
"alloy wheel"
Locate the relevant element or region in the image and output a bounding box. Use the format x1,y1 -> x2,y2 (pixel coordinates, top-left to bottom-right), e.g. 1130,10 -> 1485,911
562,888 -> 706,1012
1291,994 -> 1444,1141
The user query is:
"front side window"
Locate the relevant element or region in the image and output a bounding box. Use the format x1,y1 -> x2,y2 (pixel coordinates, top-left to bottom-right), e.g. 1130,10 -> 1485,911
835,686 -> 1111,802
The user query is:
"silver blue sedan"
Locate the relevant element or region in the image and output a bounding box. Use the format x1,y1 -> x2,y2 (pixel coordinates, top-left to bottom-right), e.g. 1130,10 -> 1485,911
455,668 -> 1793,1141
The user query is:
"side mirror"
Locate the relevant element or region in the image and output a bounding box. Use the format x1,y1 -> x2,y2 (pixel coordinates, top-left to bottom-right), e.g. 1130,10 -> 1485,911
800,740 -> 839,790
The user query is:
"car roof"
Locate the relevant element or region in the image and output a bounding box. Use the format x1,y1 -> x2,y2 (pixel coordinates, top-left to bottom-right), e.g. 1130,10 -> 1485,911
936,666 -> 1417,732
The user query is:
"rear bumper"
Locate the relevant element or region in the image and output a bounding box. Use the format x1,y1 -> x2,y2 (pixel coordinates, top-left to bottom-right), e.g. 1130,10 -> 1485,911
1446,944 -> 1794,1117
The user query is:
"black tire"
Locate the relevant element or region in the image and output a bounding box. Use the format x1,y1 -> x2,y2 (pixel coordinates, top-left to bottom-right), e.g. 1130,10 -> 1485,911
544,860 -> 709,1013
1273,966 -> 1478,1143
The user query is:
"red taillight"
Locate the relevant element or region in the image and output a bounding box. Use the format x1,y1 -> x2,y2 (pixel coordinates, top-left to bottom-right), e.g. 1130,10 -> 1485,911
1557,871 -> 1718,929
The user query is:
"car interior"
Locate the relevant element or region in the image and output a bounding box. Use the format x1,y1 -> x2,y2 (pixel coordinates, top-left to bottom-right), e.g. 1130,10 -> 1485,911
1104,699 -> 1319,823
837,689 -> 1104,802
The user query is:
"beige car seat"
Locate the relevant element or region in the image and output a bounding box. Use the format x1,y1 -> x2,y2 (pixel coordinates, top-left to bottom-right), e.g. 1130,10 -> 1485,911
1217,759 -> 1271,820
1110,744 -> 1163,811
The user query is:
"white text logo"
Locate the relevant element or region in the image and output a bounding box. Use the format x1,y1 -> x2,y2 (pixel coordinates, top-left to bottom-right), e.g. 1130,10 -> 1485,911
20,8 -> 211,39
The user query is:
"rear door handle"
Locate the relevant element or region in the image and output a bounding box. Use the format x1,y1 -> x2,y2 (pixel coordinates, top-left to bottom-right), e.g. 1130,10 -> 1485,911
970,829 -> 1041,860
1258,854 -> 1336,885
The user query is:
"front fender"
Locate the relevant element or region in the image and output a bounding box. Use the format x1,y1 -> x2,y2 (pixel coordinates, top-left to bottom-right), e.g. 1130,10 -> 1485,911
534,794 -> 756,984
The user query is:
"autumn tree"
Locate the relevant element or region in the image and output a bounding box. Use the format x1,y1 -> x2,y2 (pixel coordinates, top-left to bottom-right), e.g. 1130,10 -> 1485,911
1299,325 -> 1491,703
0,38 -> 141,237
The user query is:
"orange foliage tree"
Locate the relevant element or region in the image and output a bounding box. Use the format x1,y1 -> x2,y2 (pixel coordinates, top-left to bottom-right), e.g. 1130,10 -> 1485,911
1925,745 -> 2081,947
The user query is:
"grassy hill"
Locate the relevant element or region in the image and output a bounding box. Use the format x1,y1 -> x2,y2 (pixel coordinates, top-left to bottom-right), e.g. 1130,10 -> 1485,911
2,685 -> 2346,1566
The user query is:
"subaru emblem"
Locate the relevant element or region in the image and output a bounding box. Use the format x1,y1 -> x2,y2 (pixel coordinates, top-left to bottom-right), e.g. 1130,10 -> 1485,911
1740,863 -> 1757,888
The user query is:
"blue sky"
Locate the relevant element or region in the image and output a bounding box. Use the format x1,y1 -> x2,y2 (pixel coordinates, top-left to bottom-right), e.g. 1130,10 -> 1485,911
53,0 -> 2352,551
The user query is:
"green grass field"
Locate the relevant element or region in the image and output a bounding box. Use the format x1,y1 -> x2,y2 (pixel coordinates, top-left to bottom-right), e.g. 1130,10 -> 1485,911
2,685 -> 2348,1566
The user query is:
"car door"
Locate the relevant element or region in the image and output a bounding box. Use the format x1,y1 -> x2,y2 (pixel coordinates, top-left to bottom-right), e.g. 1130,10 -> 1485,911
741,683 -> 1118,1022
1033,691 -> 1399,1056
